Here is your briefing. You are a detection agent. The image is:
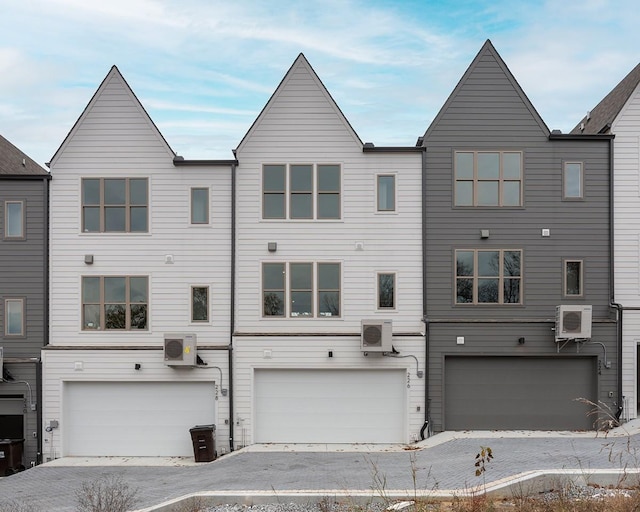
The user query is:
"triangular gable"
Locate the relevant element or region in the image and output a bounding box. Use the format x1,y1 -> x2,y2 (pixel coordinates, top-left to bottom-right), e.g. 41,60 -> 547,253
235,54 -> 362,153
48,66 -> 175,167
421,40 -> 550,142
571,62 -> 640,135
0,134 -> 49,176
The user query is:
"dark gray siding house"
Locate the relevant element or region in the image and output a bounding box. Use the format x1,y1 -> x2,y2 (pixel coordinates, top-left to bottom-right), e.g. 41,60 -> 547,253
0,135 -> 50,469
420,40 -> 617,432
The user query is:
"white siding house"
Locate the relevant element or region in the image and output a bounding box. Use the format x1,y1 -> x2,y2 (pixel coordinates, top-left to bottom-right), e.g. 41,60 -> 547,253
233,55 -> 426,445
44,67 -> 233,458
574,63 -> 640,421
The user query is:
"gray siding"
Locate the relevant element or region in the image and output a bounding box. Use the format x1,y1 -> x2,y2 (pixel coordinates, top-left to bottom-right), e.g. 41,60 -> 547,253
422,41 -> 617,431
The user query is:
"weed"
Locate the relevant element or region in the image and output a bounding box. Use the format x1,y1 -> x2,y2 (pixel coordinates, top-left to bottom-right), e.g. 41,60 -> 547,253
75,474 -> 139,512
0,501 -> 41,512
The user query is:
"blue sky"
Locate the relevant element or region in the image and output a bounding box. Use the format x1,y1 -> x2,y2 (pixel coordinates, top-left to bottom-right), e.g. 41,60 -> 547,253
1,0 -> 639,166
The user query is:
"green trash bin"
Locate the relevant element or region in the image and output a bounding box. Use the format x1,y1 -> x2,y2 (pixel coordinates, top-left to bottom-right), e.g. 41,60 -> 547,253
189,425 -> 216,462
0,439 -> 25,476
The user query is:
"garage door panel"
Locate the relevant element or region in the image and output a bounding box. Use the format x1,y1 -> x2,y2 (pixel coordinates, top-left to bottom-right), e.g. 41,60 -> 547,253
64,382 -> 215,457
445,357 -> 596,431
255,369 -> 405,443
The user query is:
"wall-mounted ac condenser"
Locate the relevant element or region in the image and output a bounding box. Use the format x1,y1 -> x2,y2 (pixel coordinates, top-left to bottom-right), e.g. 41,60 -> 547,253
555,305 -> 592,341
164,333 -> 197,366
361,319 -> 393,352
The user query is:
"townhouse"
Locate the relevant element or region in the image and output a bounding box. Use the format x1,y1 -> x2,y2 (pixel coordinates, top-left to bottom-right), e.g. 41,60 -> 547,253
572,63 -> 640,420
0,135 -> 50,469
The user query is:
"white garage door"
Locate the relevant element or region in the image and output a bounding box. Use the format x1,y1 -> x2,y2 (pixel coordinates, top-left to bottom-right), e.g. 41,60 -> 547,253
63,381 -> 215,456
254,369 -> 406,443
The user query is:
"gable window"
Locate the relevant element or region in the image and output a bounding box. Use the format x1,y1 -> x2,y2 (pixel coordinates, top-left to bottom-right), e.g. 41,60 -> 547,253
456,249 -> 522,304
4,201 -> 24,239
82,276 -> 148,330
82,178 -> 148,233
4,298 -> 24,336
564,260 -> 583,297
563,162 -> 583,199
377,272 -> 396,309
262,164 -> 341,220
455,151 -> 522,207
191,286 -> 209,322
191,188 -> 209,224
377,175 -> 396,212
262,262 -> 341,317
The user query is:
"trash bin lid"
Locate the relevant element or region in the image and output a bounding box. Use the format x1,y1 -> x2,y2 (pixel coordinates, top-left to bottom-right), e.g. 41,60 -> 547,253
189,424 -> 215,432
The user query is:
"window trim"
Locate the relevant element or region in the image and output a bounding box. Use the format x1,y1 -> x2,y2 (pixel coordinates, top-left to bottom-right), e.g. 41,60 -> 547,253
376,174 -> 396,213
190,187 -> 210,225
563,161 -> 584,200
191,285 -> 210,322
377,272 -> 396,310
4,298 -> 25,337
262,164 -> 342,220
262,261 -> 342,318
81,275 -> 149,331
454,151 -> 523,207
81,177 -> 149,233
4,200 -> 25,240
455,249 -> 523,305
563,259 -> 584,297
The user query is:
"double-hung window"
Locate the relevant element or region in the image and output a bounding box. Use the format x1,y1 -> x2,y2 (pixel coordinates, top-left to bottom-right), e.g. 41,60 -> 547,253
455,249 -> 522,304
455,151 -> 522,207
82,276 -> 148,330
564,260 -> 583,297
4,298 -> 24,336
262,164 -> 341,219
262,262 -> 341,317
563,162 -> 583,199
82,178 -> 148,232
4,201 -> 24,239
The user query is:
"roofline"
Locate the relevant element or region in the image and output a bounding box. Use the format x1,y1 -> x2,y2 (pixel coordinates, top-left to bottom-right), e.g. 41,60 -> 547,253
173,156 -> 238,166
362,145 -> 425,153
0,173 -> 51,180
549,133 -> 615,141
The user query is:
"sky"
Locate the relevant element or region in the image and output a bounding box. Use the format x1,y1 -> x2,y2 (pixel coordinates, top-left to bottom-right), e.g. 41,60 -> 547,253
1,0 -> 639,167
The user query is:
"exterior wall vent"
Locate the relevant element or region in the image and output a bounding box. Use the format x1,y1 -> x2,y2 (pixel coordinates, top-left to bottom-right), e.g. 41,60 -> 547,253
163,333 -> 197,366
361,319 -> 392,352
555,305 -> 592,341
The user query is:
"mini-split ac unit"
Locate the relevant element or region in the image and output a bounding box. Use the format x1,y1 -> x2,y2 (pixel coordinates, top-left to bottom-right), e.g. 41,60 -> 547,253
555,305 -> 592,341
361,319 -> 393,352
164,333 -> 197,366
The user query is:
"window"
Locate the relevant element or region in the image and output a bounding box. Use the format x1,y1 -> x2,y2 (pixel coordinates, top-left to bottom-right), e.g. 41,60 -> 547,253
4,201 -> 24,239
563,162 -> 583,199
191,188 -> 209,224
377,175 -> 396,212
191,286 -> 209,322
82,178 -> 148,232
4,299 -> 24,336
378,273 -> 396,309
455,249 -> 522,304
455,151 -> 522,207
82,276 -> 148,330
262,262 -> 341,317
262,164 -> 341,219
564,260 -> 583,297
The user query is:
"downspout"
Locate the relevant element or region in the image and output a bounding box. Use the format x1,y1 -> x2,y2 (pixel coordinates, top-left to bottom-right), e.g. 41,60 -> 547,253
229,161 -> 236,452
419,146 -> 430,440
39,175 -> 50,464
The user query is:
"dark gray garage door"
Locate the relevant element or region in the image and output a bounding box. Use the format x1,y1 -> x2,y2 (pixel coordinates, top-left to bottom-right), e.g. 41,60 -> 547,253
445,356 -> 597,430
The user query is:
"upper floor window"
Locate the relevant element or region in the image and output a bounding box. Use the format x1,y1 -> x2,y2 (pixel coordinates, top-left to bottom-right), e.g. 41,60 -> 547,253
191,286 -> 209,322
4,201 -> 24,239
4,298 -> 24,336
263,164 -> 341,220
191,188 -> 209,224
82,276 -> 148,330
377,272 -> 396,309
262,262 -> 341,318
456,249 -> 522,304
564,260 -> 583,297
563,162 -> 583,199
377,175 -> 396,212
455,151 -> 522,207
82,178 -> 148,233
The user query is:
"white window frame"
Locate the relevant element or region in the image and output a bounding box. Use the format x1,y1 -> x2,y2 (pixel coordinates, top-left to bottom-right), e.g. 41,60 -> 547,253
4,298 -> 25,336
563,162 -> 584,200
4,200 -> 25,239
563,259 -> 583,297
190,187 -> 210,224
191,285 -> 210,322
377,272 -> 396,310
376,174 -> 396,212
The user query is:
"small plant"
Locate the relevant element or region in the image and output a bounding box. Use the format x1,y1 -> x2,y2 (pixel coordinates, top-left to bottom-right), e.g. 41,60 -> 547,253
575,397 -> 623,433
0,501 -> 41,512
75,474 -> 139,512
474,446 -> 493,478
